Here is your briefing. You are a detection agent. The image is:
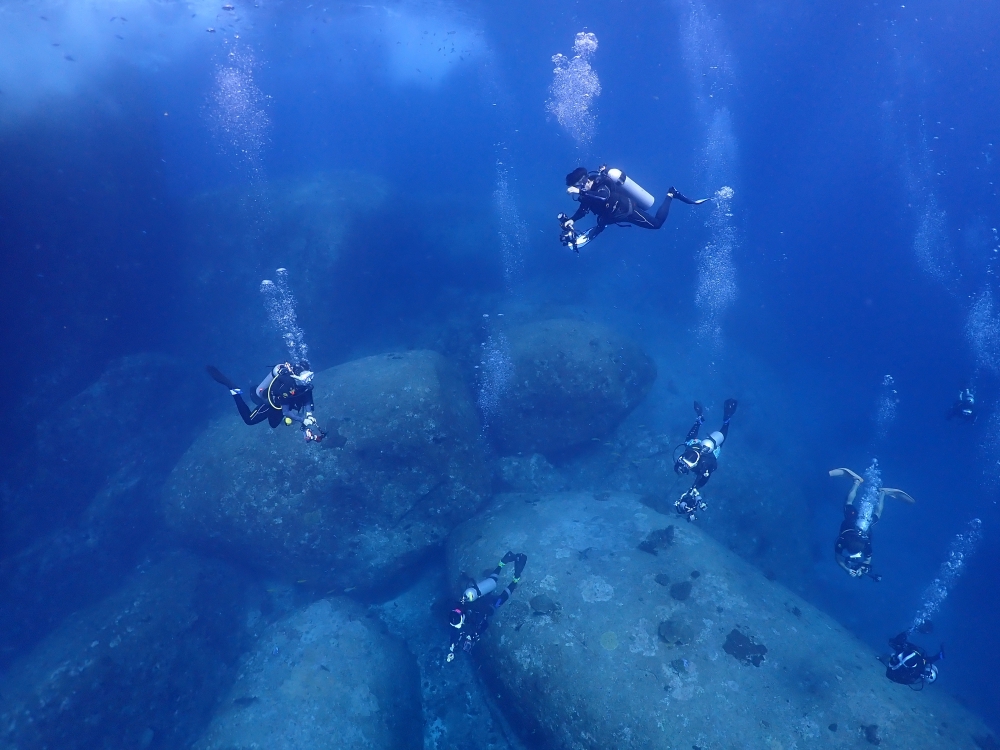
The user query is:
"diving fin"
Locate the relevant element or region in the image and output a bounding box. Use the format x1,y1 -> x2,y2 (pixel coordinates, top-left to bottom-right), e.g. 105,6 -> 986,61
668,188 -> 708,205
693,400 -> 704,418
723,398 -> 738,420
829,467 -> 863,482
881,487 -> 915,504
206,365 -> 238,391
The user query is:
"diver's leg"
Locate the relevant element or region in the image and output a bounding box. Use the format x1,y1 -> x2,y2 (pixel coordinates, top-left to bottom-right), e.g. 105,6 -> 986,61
234,396 -> 273,427
873,490 -> 886,520
845,478 -> 863,507
830,467 -> 864,506
232,393 -> 263,425
628,207 -> 658,229
649,194 -> 673,228
492,553 -> 527,609
719,399 -> 738,440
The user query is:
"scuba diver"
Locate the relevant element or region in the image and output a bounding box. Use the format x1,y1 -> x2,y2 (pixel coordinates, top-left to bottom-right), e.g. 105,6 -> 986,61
206,362 -> 326,443
673,399 -> 738,521
947,388 -> 977,423
446,551 -> 527,663
557,165 -> 708,252
829,468 -> 914,580
883,631 -> 943,688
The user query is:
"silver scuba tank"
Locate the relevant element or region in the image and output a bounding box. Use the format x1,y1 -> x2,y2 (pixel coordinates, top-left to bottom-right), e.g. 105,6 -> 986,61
462,576 -> 497,603
605,168 -> 655,210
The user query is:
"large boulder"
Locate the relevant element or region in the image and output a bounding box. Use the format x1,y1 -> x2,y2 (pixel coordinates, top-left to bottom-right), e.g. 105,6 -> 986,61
489,319 -> 655,456
0,551 -> 252,750
447,492 -> 993,750
165,350 -> 489,593
194,598 -> 421,750
0,354 -> 211,668
2,353 -> 207,553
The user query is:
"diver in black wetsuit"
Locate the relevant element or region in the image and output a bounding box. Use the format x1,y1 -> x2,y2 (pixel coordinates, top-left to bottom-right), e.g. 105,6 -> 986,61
447,551 -> 527,663
207,362 -> 326,442
947,388 -> 977,423
673,399 -> 738,521
828,468 -> 914,580
884,632 -> 943,688
557,166 -> 707,252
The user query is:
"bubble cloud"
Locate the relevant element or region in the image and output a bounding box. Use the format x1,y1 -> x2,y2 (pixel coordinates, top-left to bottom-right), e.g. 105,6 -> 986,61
476,315 -> 514,431
874,374 -> 899,442
910,518 -> 983,633
208,42 -> 270,172
547,32 -> 601,148
493,158 -> 527,293
695,181 -> 738,343
260,268 -> 309,364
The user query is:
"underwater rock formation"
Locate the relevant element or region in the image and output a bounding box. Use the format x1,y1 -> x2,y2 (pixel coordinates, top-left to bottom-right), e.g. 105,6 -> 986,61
489,319 -> 656,457
194,597 -> 421,750
3,353 -> 207,553
0,551 -> 251,750
0,353 -> 210,668
447,492 -> 992,750
165,350 -> 488,593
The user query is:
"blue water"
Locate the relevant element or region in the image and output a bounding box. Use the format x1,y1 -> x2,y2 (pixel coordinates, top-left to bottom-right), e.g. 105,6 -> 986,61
2,0 -> 999,740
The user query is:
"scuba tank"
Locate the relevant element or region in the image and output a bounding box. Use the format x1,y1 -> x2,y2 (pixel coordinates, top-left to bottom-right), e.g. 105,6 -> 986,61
462,576 -> 497,603
605,168 -> 655,210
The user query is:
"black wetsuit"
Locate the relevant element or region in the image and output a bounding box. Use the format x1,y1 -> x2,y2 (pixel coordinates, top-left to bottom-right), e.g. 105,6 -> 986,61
679,413 -> 732,492
948,398 -> 976,423
885,633 -> 941,686
569,173 -> 677,244
233,371 -> 314,428
834,504 -> 877,575
450,552 -> 526,656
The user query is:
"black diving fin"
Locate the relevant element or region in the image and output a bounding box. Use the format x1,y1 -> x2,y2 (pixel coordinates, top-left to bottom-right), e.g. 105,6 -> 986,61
724,399 -> 738,421
206,365 -> 238,391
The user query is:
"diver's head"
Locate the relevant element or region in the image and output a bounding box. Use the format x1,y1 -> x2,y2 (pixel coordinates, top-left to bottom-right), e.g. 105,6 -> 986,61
566,167 -> 593,196
566,167 -> 588,187
291,361 -> 314,385
924,664 -> 938,684
674,446 -> 701,474
448,609 -> 465,629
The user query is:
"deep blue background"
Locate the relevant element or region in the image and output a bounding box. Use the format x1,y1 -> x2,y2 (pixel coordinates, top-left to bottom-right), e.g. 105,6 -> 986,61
1,0 -> 997,728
